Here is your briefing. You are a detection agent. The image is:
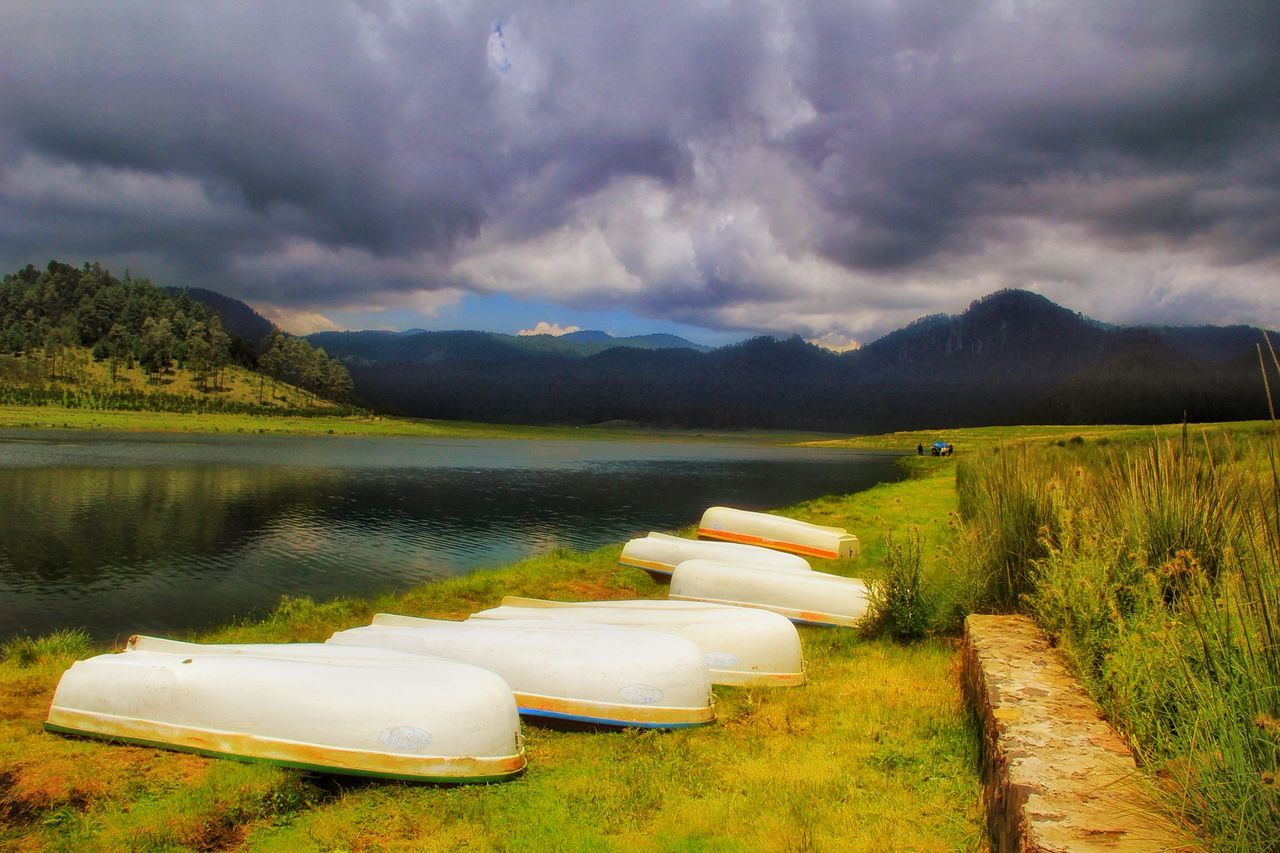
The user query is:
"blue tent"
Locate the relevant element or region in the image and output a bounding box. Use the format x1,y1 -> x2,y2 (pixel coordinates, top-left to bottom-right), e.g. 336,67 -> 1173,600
932,441 -> 949,450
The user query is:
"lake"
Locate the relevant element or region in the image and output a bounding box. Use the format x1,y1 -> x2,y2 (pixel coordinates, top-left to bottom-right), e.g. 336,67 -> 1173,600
0,430 -> 901,642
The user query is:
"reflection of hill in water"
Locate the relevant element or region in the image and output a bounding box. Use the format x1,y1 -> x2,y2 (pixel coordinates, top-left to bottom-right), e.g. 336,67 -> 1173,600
0,465 -> 341,586
0,449 -> 899,641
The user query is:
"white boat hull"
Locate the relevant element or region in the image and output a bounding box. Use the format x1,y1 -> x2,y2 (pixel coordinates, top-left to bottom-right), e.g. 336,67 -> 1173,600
669,559 -> 871,627
619,531 -> 811,578
468,597 -> 805,687
46,640 -> 525,783
332,617 -> 715,729
697,506 -> 860,560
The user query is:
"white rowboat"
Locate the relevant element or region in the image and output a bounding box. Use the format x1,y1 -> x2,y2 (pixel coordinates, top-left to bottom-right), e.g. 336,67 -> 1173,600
697,506 -> 860,560
619,531 -> 811,578
469,596 -> 805,687
331,617 -> 715,729
46,638 -> 526,783
669,559 -> 871,627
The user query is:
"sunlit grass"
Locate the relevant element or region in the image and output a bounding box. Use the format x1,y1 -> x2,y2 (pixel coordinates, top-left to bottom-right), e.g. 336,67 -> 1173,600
0,401 -> 848,444
18,416 -> 1258,848
806,420 -> 1275,452
946,422 -> 1280,848
0,451 -> 984,851
240,636 -> 978,853
1,347 -> 332,409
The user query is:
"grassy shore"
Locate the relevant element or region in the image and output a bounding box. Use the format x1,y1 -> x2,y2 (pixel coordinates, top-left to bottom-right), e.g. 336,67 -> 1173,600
805,419 -> 1274,452
5,417 -> 1253,850
1,452 -> 987,851
0,402 -> 850,444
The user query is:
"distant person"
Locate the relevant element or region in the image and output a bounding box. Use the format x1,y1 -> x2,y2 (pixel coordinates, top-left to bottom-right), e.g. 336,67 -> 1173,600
917,443 -> 923,456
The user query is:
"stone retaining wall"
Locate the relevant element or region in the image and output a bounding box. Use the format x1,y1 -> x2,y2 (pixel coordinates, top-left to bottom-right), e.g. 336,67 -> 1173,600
961,614 -> 1196,852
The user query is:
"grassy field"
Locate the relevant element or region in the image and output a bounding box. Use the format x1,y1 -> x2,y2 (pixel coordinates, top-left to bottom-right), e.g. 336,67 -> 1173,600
0,454 -> 987,851
8,418 -> 1260,849
805,419 -> 1275,452
0,402 -> 850,444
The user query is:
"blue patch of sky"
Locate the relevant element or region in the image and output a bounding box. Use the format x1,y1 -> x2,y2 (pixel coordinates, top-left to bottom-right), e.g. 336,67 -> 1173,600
327,292 -> 748,347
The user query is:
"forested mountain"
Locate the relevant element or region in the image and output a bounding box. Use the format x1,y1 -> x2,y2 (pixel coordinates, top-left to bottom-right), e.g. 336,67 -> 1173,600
320,289 -> 1274,431
167,286 -> 275,354
4,261 -> 1271,430
0,261 -> 353,409
1,261 -> 241,390
307,327 -> 707,365
557,330 -> 710,353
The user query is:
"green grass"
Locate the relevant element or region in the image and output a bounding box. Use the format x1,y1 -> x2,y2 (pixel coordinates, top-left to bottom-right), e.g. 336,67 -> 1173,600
944,424 -> 1280,849
0,402 -> 850,443
806,420 -> 1275,452
15,416 -> 1259,849
0,453 -> 983,851
1,346 -> 339,409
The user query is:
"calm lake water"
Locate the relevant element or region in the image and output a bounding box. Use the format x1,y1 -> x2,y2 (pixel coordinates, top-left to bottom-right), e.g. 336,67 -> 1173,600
0,430 -> 901,642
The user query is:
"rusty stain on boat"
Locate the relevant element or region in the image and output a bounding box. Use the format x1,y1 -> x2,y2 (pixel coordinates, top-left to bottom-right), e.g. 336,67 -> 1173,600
696,527 -> 841,560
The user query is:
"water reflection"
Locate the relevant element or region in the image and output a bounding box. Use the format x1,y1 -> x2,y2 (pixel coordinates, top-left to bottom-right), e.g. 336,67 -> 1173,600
0,431 -> 901,641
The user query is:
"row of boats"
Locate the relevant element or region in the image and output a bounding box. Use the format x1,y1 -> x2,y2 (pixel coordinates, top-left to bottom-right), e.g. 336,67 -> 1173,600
45,506 -> 867,783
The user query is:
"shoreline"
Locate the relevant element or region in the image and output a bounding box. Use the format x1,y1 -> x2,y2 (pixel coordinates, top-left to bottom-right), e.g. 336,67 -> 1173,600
1,453 -> 986,850
0,435 -> 907,645
8,419 -> 1253,847
0,402 -> 851,445
0,449 -> 916,649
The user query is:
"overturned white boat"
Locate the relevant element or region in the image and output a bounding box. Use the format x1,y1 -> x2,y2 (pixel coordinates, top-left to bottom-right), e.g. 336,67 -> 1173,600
46,637 -> 526,783
619,531 -> 811,578
669,559 -> 871,627
697,506 -> 860,560
330,616 -> 714,729
470,596 -> 805,687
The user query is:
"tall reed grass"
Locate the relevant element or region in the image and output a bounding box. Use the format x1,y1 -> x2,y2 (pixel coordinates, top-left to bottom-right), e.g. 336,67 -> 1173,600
946,345 -> 1280,847
865,530 -> 931,641
954,444 -> 1061,610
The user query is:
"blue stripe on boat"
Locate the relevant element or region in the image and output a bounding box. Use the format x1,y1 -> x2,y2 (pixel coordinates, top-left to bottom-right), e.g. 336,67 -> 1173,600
517,707 -> 710,729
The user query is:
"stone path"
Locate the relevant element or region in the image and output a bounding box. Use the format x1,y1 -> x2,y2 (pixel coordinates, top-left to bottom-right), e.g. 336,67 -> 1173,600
961,614 -> 1197,852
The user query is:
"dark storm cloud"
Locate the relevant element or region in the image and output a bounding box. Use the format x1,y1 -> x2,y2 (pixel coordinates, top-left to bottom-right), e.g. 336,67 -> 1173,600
788,0 -> 1280,266
1,0 -> 1278,337
0,2 -> 481,256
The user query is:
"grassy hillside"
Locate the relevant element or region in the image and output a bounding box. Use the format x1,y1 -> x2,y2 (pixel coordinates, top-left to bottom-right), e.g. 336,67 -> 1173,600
0,346 -> 339,412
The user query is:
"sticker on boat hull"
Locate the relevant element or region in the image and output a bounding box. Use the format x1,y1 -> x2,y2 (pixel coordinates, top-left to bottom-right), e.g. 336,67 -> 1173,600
618,685 -> 664,705
379,726 -> 433,752
705,651 -> 739,668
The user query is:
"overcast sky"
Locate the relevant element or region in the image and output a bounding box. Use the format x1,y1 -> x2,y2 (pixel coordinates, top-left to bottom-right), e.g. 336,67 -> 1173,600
2,1 -> 1278,345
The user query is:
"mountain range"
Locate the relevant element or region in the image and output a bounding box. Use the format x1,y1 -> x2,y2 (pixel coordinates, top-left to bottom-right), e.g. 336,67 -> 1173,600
179,288 -> 1275,432
307,327 -> 709,366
